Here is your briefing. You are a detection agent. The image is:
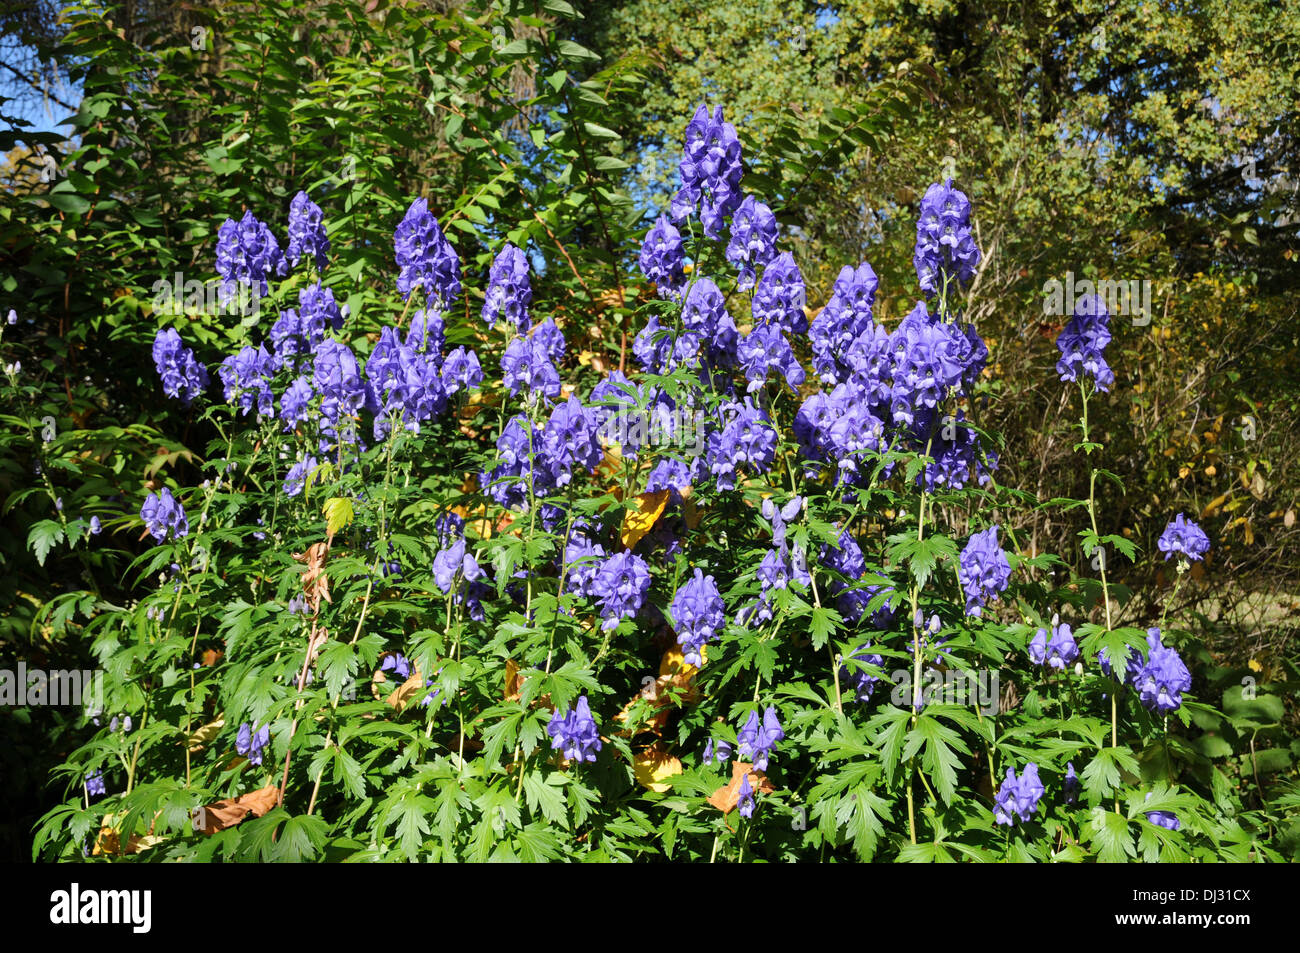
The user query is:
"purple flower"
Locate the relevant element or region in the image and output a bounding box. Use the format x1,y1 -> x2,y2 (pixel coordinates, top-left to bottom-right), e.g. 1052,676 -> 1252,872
841,644 -> 885,703
141,487 -> 189,542
639,215 -> 687,299
394,197 -> 461,311
313,338 -> 365,447
501,334 -> 561,400
1055,293 -> 1114,392
671,104 -> 744,238
152,328 -> 209,404
85,770 -> 106,797
1157,513 -> 1210,563
993,763 -> 1044,826
736,706 -> 784,771
737,770 -> 755,818
1144,794 -> 1181,830
590,551 -> 651,631
810,262 -> 880,384
547,695 -> 602,763
1132,628 -> 1192,713
236,721 -> 272,766
563,527 -> 608,598
286,190 -> 329,270
708,399 -> 777,491
380,652 -> 413,681
283,456 -> 318,497
279,376 -> 314,432
1029,615 -> 1079,670
216,210 -> 287,295
646,457 -> 692,495
913,179 -> 981,296
482,243 -> 533,331
441,347 -> 483,396
670,568 -> 725,666
703,738 -> 732,766
751,252 -> 807,335
540,396 -> 602,487
218,344 -> 275,417
89,516 -> 102,535
958,525 -> 1011,617
1064,762 -> 1080,805
726,195 -> 778,290
483,415 -> 538,509
432,537 -> 484,595
738,323 -> 805,394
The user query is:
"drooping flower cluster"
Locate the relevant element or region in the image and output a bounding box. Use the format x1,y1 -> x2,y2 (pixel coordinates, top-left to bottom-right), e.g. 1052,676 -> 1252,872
1157,513 -> 1210,563
269,282 -> 344,372
216,210 -> 287,295
638,216 -> 686,299
285,190 -> 330,270
482,244 -> 533,331
737,496 -> 807,627
140,487 -> 189,542
958,525 -> 1011,617
236,722 -> 271,766
547,695 -> 601,763
1028,615 -> 1080,670
670,568 -> 725,666
394,197 -> 461,311
218,344 -> 275,417
993,763 -> 1044,825
1098,627 -> 1192,714
913,178 -> 981,296
152,328 -> 210,404
314,338 -> 366,449
1055,293 -> 1114,392
85,770 -> 106,797
670,104 -> 744,238
1132,628 -> 1192,713
736,706 -> 784,771
809,262 -> 879,384
726,195 -> 778,290
590,550 -> 651,631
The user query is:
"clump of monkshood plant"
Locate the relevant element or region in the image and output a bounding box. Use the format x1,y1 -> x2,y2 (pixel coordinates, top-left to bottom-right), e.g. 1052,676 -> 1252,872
35,106 -> 1260,864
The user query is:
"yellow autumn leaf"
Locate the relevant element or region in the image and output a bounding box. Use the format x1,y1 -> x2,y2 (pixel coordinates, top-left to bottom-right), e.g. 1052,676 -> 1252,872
621,489 -> 669,550
323,496 -> 354,540
187,716 -> 225,752
633,745 -> 683,793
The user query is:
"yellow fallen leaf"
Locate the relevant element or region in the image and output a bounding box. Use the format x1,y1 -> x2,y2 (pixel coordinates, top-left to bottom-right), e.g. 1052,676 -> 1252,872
621,490 -> 669,550
633,744 -> 682,793
187,716 -> 225,752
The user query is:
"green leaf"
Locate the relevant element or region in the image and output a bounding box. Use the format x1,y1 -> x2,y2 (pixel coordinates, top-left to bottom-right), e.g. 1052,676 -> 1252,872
27,520 -> 64,567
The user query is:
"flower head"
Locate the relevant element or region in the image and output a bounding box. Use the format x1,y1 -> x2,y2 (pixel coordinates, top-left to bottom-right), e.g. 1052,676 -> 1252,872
141,487 -> 189,542
1157,513 -> 1210,563
993,763 -> 1044,825
547,695 -> 602,763
394,197 -> 461,311
670,568 -> 725,666
958,525 -> 1011,617
216,210 -> 286,295
236,721 -> 271,766
1055,293 -> 1114,392
152,328 -> 209,404
482,244 -> 533,331
286,190 -> 329,270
